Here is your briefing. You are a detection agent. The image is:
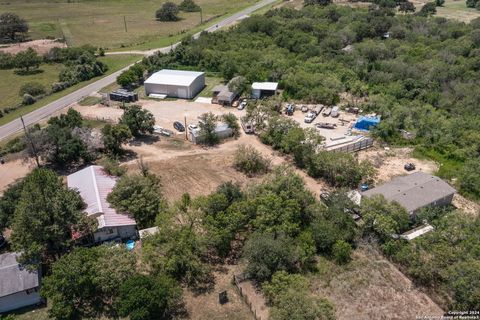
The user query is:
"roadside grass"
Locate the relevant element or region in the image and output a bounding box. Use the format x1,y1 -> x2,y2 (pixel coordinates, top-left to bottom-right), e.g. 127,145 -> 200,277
0,54 -> 142,127
0,0 -> 257,50
78,96 -> 102,106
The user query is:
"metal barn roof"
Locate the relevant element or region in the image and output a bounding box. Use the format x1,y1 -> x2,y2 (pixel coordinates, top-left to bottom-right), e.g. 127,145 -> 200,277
252,82 -> 278,91
0,252 -> 39,298
362,172 -> 456,213
144,69 -> 204,87
67,166 -> 136,229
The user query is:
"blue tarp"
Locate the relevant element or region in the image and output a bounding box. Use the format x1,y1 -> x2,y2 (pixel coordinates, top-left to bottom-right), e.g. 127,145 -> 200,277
354,116 -> 381,131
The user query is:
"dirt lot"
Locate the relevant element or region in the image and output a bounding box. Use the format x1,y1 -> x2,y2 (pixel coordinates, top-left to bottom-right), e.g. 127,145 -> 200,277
0,39 -> 67,55
0,158 -> 36,195
311,244 -> 444,320
357,147 -> 438,185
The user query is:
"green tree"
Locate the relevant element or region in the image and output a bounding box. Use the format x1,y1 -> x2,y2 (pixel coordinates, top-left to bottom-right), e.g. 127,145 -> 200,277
270,290 -> 335,320
228,76 -> 249,95
101,124 -> 132,155
41,245 -> 137,320
361,194 -> 410,241
19,81 -> 46,97
107,172 -> 163,228
233,144 -> 271,176
0,179 -> 24,231
14,47 -> 42,73
156,2 -> 180,21
222,112 -> 240,138
179,0 -> 201,12
243,232 -> 299,282
399,1 -> 416,12
11,168 -> 84,268
117,274 -> 182,320
120,105 -> 155,137
467,0 -> 478,7
332,240 -> 352,264
418,2 -> 437,15
198,112 -> 219,146
263,271 -> 309,304
459,159 -> 480,198
0,13 -> 28,42
304,0 -> 332,6
435,0 -> 445,6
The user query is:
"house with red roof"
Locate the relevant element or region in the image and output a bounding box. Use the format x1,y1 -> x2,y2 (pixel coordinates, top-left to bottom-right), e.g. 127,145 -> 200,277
67,165 -> 137,243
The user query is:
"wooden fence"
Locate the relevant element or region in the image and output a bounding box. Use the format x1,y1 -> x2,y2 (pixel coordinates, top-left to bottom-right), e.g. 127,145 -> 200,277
233,273 -> 264,320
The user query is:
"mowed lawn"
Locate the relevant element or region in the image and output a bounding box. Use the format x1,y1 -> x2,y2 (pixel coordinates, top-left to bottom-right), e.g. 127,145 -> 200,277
0,0 -> 257,49
0,54 -> 142,126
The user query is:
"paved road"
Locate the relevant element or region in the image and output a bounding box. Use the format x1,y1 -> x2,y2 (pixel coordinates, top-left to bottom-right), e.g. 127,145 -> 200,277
0,0 -> 277,141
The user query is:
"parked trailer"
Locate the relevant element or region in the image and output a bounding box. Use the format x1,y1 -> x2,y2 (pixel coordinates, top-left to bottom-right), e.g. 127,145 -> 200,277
314,105 -> 323,116
328,137 -> 374,153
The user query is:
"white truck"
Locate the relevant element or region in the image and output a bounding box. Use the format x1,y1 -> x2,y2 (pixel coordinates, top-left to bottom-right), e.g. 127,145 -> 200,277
304,112 -> 316,123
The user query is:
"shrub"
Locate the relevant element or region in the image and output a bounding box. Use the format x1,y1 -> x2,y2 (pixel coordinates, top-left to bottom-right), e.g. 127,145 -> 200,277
179,0 -> 201,12
332,240 -> 352,264
19,82 -> 46,97
22,93 -> 36,105
0,52 -> 15,69
233,145 -> 271,177
222,113 -> 240,138
98,157 -> 127,176
156,2 -> 180,21
51,82 -> 69,93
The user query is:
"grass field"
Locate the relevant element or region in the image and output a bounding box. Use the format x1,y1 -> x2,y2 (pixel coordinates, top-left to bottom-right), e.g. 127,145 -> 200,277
0,54 -> 142,126
411,0 -> 480,21
0,0 -> 257,50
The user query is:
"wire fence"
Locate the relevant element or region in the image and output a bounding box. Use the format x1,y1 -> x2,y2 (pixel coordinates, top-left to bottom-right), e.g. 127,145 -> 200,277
233,273 -> 264,320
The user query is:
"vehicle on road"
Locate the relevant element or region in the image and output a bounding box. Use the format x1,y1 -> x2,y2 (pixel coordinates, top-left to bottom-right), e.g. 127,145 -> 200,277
331,106 -> 340,118
304,112 -> 316,123
404,163 -> 416,171
173,121 -> 185,132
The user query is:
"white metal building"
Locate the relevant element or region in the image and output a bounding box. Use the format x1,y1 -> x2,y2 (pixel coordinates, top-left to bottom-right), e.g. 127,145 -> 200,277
189,123 -> 233,144
0,252 -> 41,313
67,166 -> 138,243
144,69 -> 205,99
251,82 -> 278,99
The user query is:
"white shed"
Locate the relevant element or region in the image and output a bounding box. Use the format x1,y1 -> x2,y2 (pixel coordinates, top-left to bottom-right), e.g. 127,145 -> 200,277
251,82 -> 278,99
144,69 -> 205,99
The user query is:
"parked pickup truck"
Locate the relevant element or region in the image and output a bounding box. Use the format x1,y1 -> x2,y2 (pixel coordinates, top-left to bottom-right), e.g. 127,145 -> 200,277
322,107 -> 332,117
304,112 -> 316,123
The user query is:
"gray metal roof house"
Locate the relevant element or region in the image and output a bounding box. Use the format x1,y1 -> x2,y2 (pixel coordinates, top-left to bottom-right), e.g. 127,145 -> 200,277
144,69 -> 205,99
0,252 -> 41,313
362,172 -> 456,214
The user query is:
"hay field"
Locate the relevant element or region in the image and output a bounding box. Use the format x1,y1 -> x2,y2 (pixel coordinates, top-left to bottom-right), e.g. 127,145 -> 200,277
0,0 -> 257,49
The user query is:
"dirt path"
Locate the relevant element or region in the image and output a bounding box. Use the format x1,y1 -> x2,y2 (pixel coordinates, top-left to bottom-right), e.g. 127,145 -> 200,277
0,39 -> 67,55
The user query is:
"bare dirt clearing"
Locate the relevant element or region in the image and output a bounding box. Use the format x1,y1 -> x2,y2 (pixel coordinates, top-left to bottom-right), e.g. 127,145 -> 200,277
0,39 -> 66,55
0,158 -> 35,195
358,147 -> 438,184
311,245 -> 444,320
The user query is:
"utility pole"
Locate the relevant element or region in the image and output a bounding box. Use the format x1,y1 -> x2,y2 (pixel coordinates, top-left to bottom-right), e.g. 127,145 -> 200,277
20,116 -> 40,168
200,8 -> 203,24
184,115 -> 188,141
123,16 -> 128,32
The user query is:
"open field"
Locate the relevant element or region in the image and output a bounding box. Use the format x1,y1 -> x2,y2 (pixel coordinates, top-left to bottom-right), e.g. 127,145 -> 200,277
0,54 -> 142,125
310,245 -> 443,320
416,0 -> 480,22
0,0 -> 258,50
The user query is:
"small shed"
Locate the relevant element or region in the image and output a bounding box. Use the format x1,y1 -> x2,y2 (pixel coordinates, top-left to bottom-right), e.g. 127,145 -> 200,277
251,82 -> 278,99
353,116 -> 381,131
212,85 -> 236,106
0,252 -> 41,313
189,123 -> 233,144
144,69 -> 205,99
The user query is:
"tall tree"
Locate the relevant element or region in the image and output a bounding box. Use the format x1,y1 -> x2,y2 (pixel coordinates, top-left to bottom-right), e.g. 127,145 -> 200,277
107,172 -> 163,228
101,124 -> 132,155
0,13 -> 28,43
120,105 -> 155,137
11,168 -> 84,268
156,2 -> 180,21
14,47 -> 42,73
198,112 -> 219,146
